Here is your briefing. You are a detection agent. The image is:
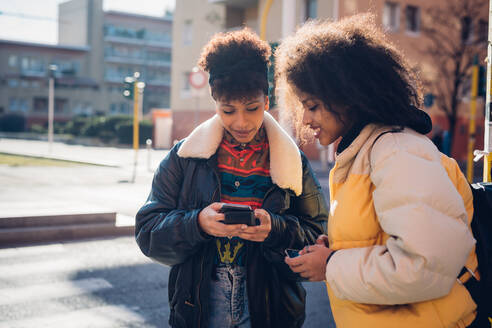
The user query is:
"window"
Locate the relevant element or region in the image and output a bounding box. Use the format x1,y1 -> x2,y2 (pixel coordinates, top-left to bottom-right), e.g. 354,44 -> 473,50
183,20 -> 193,46
8,98 -> 29,113
55,99 -> 68,113
181,71 -> 192,99
478,19 -> 488,43
7,79 -> 19,88
21,57 -> 29,70
33,97 -> 48,112
405,5 -> 420,33
120,102 -> 129,114
30,58 -> 44,72
110,103 -> 118,114
461,16 -> 473,44
383,2 -> 400,32
183,72 -> 191,91
225,6 -> 245,29
459,76 -> 472,101
305,0 -> 317,20
8,55 -> 17,68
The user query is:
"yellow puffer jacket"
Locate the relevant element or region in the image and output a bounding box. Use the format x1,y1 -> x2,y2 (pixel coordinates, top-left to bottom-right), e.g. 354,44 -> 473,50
325,124 -> 477,328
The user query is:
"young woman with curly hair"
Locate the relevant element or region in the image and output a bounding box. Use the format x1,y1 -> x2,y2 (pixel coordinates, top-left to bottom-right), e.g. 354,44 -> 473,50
135,28 -> 328,328
279,14 -> 479,328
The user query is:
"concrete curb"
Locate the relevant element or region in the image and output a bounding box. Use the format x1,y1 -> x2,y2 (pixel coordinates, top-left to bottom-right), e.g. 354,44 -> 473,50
0,212 -> 135,248
0,151 -> 120,168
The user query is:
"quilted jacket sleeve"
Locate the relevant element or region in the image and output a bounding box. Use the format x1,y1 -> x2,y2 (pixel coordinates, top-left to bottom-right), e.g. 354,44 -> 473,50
262,153 -> 328,280
324,132 -> 475,304
135,141 -> 211,266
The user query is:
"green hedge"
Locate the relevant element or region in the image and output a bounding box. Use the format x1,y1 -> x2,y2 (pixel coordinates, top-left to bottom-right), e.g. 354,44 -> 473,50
116,120 -> 153,145
28,114 -> 153,146
0,114 -> 26,132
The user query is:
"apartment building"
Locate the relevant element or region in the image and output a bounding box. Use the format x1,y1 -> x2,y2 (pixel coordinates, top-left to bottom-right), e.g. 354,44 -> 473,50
0,40 -> 97,127
59,0 -> 172,116
171,0 -> 488,160
0,0 -> 172,127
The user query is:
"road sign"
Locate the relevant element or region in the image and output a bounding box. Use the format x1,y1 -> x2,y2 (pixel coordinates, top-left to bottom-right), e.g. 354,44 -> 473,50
189,70 -> 207,89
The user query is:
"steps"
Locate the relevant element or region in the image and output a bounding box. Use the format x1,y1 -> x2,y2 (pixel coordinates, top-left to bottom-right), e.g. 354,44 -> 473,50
0,202 -> 134,248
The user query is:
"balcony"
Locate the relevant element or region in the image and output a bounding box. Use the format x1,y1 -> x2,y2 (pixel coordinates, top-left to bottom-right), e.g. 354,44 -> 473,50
20,69 -> 45,78
104,35 -> 172,49
209,0 -> 257,8
104,56 -> 171,68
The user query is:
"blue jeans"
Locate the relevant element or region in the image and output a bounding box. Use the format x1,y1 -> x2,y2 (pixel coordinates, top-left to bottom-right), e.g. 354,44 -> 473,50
209,265 -> 251,328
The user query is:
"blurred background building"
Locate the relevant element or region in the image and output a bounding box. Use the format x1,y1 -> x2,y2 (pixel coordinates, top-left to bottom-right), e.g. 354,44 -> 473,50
0,39 -> 95,127
0,0 -> 172,128
170,0 -> 488,161
0,0 -> 488,162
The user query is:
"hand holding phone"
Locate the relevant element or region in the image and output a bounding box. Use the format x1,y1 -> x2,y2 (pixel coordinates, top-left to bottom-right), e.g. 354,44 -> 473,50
219,203 -> 256,226
285,248 -> 301,258
197,202 -> 245,238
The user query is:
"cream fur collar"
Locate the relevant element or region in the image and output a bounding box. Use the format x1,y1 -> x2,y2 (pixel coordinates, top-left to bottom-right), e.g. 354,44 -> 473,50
177,112 -> 303,196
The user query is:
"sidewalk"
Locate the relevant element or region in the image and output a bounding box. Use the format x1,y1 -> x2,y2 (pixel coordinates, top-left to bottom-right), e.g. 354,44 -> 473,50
0,138 -> 331,246
0,138 -> 169,168
0,138 -> 170,246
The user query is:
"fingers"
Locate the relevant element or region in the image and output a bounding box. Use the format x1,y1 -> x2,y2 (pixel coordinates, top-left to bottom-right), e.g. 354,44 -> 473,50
217,223 -> 244,237
254,209 -> 271,225
299,245 -> 312,255
316,234 -> 330,247
284,254 -> 305,266
212,213 -> 225,222
237,229 -> 268,242
209,202 -> 224,211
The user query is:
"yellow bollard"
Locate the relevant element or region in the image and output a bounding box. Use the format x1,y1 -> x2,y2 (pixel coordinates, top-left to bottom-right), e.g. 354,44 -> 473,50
260,0 -> 274,41
467,57 -> 479,183
484,153 -> 492,182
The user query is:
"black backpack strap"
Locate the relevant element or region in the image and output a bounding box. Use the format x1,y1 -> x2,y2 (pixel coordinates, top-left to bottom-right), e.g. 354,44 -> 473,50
372,126 -> 404,146
458,267 -> 481,305
464,182 -> 492,326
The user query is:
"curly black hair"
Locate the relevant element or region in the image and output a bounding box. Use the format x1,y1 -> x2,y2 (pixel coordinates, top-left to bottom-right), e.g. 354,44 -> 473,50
275,14 -> 424,141
198,27 -> 271,101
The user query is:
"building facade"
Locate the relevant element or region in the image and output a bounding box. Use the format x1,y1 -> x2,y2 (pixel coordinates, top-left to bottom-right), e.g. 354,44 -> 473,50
0,0 -> 172,127
59,0 -> 172,116
0,40 -> 97,126
170,0 -> 488,161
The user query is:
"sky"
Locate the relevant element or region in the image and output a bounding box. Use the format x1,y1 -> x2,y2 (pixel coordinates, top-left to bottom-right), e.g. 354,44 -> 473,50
0,0 -> 175,44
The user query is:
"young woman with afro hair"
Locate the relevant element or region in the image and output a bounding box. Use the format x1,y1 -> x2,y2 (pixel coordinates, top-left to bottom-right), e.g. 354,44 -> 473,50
136,28 -> 328,328
279,14 -> 479,328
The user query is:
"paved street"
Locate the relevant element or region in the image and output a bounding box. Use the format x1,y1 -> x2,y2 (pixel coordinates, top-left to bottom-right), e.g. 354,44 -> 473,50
0,138 -> 335,327
0,237 -> 333,328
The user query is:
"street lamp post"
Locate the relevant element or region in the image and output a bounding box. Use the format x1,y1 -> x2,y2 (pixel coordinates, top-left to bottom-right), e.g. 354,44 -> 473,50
47,65 -> 57,153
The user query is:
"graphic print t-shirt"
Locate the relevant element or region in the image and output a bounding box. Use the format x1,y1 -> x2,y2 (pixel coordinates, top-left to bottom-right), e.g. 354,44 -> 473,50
215,126 -> 273,266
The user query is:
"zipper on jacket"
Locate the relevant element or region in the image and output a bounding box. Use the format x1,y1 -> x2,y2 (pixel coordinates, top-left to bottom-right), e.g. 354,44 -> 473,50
211,170 -> 221,203
211,186 -> 219,203
197,255 -> 204,327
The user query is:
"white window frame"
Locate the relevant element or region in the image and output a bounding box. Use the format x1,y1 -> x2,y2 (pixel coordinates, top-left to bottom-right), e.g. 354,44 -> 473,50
8,55 -> 17,68
183,20 -> 193,46
181,71 -> 192,99
383,1 -> 400,33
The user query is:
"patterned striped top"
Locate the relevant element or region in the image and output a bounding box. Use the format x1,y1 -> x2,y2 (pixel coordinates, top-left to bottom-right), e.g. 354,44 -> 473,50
215,126 -> 273,266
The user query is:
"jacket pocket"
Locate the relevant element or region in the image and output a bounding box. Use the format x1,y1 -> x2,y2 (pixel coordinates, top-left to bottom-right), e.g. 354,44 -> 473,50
169,308 -> 185,328
263,188 -> 290,214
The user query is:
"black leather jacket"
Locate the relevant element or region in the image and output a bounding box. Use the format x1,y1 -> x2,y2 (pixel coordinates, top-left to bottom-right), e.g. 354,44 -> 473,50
135,140 -> 328,328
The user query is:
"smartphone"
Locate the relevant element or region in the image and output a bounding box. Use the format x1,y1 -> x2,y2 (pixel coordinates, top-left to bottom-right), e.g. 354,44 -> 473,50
219,204 -> 256,226
285,248 -> 300,258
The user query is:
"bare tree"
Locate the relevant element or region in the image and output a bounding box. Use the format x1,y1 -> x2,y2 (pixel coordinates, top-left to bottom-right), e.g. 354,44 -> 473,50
420,0 -> 487,152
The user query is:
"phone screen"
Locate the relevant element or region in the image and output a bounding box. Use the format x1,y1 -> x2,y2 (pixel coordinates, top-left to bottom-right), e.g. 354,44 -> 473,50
285,249 -> 300,258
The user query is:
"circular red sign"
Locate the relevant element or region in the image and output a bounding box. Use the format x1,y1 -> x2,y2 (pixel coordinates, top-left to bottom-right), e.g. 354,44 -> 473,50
189,70 -> 207,89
